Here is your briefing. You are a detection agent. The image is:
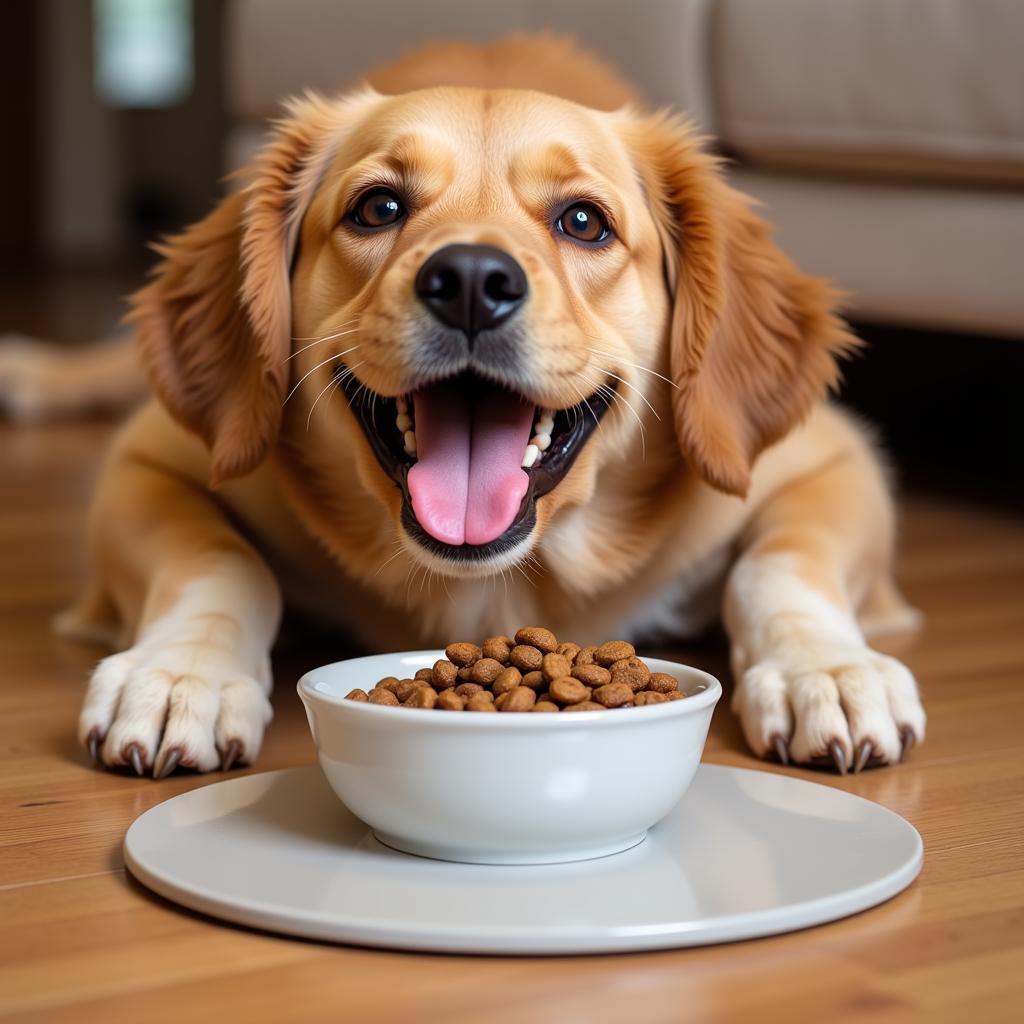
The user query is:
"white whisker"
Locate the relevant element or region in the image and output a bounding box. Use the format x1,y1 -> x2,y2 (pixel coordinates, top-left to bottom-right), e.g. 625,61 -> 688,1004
571,373 -> 607,433
577,369 -> 647,460
306,360 -> 365,430
586,347 -> 678,390
286,326 -> 361,362
283,344 -> 360,406
305,377 -> 342,430
589,364 -> 661,422
291,319 -> 360,343
372,545 -> 407,580
511,560 -> 534,588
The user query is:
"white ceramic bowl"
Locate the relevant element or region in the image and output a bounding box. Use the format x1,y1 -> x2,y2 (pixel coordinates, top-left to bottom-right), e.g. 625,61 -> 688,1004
298,651 -> 721,865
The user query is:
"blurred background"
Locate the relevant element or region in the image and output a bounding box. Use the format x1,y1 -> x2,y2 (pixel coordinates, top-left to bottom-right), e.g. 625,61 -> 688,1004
2,0 -> 1022,503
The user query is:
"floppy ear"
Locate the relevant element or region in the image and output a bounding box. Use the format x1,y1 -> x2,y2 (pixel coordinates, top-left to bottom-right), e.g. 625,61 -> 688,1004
627,114 -> 859,497
128,91 -> 368,485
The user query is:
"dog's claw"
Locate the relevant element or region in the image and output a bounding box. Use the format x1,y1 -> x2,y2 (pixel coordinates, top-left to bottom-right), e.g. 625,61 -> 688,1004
127,743 -> 145,777
220,739 -> 242,772
153,748 -> 181,780
829,739 -> 848,776
771,734 -> 790,766
900,727 -> 916,761
854,739 -> 873,774
87,728 -> 101,766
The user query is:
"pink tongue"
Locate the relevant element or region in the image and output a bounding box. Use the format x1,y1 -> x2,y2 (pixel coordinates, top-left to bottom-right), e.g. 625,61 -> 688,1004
407,383 -> 534,546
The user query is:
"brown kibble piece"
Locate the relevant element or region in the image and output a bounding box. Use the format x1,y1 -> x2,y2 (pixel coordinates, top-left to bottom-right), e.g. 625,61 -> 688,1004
457,666 -> 474,681
520,670 -> 545,691
445,642 -> 481,667
396,679 -> 426,702
414,667 -> 434,681
611,665 -> 650,693
635,690 -> 669,705
481,636 -> 512,662
470,657 -> 504,684
466,691 -> 497,712
369,687 -> 400,706
563,700 -> 606,712
492,667 -> 522,696
405,686 -> 438,709
593,682 -> 634,708
667,690 -> 687,701
531,700 -> 559,712
646,672 -> 678,694
345,688 -> 369,702
594,640 -> 635,665
557,641 -> 581,661
573,646 -> 597,666
541,652 -> 571,683
454,682 -> 483,699
571,663 -> 611,687
375,676 -> 401,693
501,686 -> 537,712
514,626 -> 558,653
509,644 -> 543,671
549,676 -> 590,705
436,689 -> 465,711
494,692 -> 509,710
612,656 -> 650,679
431,659 -> 458,689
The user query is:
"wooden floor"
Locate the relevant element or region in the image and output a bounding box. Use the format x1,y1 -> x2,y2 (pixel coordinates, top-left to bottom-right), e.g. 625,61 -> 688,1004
1,413 -> 1022,1023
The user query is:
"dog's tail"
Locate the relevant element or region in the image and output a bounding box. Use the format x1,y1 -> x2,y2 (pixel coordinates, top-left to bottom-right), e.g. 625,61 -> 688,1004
0,331 -> 146,421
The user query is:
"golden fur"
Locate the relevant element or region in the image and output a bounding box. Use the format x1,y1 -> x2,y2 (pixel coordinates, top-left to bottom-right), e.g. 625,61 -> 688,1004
32,36 -> 924,775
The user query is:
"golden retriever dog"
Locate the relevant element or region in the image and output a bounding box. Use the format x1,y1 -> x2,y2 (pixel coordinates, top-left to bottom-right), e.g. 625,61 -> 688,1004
5,36 -> 925,777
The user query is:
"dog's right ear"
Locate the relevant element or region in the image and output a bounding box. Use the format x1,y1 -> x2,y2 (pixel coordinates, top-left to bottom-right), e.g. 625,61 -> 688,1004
128,90 -> 374,486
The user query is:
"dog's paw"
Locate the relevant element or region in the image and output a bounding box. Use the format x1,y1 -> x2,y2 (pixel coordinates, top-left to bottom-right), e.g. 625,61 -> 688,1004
78,631 -> 273,778
733,647 -> 926,773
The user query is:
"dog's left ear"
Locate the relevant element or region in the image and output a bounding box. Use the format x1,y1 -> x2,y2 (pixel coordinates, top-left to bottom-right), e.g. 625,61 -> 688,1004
128,90 -> 372,486
625,114 -> 859,497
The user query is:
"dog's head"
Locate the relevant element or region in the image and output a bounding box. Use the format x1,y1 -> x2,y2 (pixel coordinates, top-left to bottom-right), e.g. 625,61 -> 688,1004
131,81 -> 854,580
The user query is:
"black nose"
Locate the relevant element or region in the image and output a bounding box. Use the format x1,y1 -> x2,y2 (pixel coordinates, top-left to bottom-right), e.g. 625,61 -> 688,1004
414,243 -> 527,339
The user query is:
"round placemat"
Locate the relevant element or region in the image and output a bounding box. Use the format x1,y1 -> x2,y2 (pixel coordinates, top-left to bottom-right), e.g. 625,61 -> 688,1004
124,765 -> 921,954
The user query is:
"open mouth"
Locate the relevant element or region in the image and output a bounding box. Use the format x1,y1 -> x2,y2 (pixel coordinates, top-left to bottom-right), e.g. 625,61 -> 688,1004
338,369 -> 613,561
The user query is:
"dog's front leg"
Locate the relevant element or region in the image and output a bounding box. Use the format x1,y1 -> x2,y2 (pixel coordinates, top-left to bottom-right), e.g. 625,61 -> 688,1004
723,449 -> 926,772
78,448 -> 282,777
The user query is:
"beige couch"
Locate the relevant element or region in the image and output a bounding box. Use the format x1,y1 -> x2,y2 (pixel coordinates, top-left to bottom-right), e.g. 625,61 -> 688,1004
226,0 -> 1024,338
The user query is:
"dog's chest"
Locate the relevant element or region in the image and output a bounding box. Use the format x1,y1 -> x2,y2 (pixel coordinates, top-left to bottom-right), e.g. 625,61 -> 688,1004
278,541 -> 730,649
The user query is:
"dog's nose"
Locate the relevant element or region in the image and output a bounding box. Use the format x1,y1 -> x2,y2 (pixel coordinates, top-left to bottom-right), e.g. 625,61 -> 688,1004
415,244 -> 527,339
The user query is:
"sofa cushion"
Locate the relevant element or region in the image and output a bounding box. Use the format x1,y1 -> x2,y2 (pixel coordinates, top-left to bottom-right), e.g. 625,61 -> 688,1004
716,0 -> 1024,183
226,0 -> 716,129
730,167 -> 1024,337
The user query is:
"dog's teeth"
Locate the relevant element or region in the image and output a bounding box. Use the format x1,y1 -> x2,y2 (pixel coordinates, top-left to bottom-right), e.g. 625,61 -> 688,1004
403,430 -> 417,456
522,443 -> 540,469
535,410 -> 554,434
531,433 -> 551,452
396,413 -> 412,432
396,397 -> 409,414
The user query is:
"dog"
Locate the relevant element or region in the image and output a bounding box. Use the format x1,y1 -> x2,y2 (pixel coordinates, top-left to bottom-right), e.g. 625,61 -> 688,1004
5,36 -> 925,777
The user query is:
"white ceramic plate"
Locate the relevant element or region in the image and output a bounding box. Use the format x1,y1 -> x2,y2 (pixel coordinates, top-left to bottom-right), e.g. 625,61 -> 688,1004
123,766 -> 922,954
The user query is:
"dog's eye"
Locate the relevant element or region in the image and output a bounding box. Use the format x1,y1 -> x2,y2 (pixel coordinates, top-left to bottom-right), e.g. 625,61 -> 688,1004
556,203 -> 611,245
350,189 -> 406,229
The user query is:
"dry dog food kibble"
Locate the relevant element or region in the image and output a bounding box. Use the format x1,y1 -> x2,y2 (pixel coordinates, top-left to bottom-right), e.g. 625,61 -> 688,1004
345,627 -> 695,713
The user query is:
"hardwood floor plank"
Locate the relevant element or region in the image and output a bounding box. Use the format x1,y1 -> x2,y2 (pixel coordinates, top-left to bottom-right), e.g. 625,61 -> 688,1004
2,409 -> 1021,1021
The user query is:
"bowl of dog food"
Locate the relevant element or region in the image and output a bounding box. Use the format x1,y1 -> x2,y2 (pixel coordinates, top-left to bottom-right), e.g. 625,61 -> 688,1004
298,628 -> 721,864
